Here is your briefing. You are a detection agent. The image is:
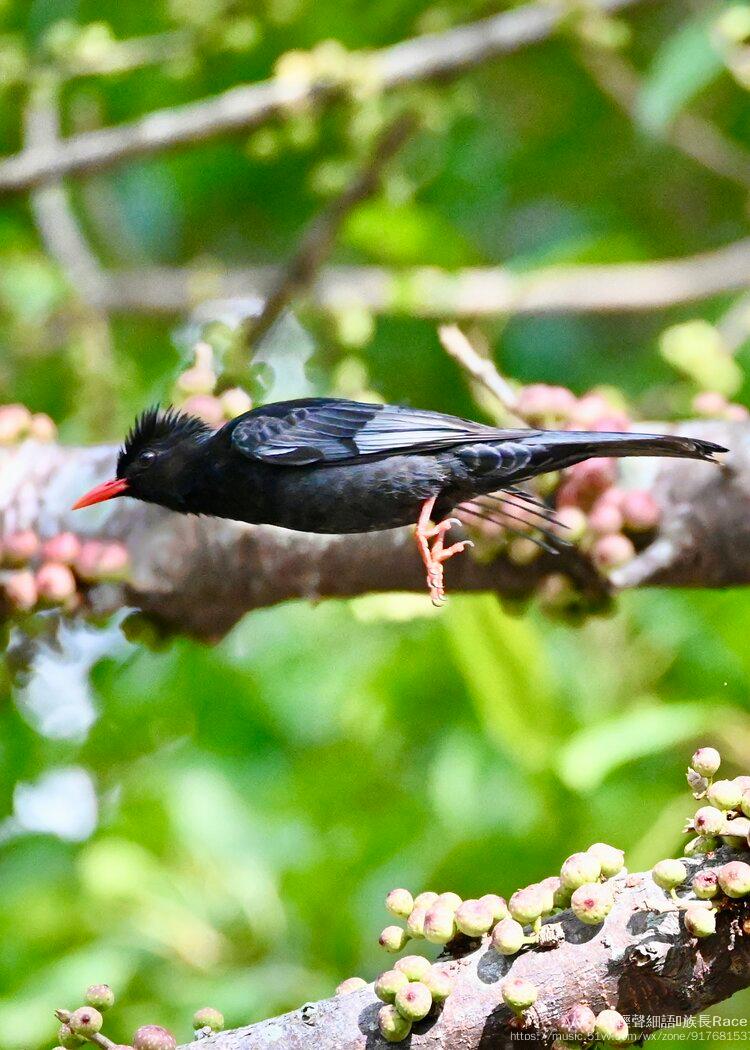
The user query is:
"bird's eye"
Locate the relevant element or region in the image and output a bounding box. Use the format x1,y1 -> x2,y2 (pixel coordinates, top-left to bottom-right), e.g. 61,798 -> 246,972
139,449 -> 157,464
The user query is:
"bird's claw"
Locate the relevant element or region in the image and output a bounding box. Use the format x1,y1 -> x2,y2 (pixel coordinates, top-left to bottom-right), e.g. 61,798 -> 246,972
435,539 -> 474,563
427,565 -> 446,607
424,516 -> 461,540
416,500 -> 473,606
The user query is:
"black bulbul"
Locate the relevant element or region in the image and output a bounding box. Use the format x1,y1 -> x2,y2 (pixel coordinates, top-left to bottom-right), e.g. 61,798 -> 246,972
73,398 -> 726,603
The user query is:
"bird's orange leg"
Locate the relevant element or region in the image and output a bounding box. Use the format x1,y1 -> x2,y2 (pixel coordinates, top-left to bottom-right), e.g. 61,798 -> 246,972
415,496 -> 474,606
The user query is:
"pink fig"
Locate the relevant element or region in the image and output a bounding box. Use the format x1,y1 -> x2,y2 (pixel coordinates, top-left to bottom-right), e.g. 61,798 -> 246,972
182,394 -> 224,426
75,540 -> 104,581
692,391 -> 727,417
567,457 -> 617,496
0,403 -> 31,443
588,498 -> 623,536
29,412 -> 57,441
3,530 -> 40,566
41,532 -> 82,564
725,403 -> 750,421
571,393 -> 616,427
592,533 -> 635,571
36,562 -> 77,603
4,570 -> 37,610
94,542 -> 130,582
221,387 -> 253,418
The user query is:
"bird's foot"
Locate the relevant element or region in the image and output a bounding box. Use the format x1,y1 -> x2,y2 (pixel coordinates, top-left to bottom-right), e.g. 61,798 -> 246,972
424,538 -> 475,606
416,498 -> 474,606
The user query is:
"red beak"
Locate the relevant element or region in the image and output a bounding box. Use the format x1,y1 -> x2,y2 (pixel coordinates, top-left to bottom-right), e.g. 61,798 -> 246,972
72,477 -> 130,510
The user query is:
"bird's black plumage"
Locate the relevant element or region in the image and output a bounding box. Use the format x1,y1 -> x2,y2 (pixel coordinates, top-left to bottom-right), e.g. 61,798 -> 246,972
104,397 -> 724,529
73,396 -> 727,601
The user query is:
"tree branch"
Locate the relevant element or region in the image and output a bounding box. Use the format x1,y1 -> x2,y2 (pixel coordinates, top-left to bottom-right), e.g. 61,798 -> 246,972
179,848 -> 750,1049
95,237 -> 750,318
0,419 -> 741,639
0,0 -> 647,193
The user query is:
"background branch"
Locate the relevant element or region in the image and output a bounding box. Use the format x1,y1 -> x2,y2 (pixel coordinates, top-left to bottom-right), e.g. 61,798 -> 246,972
0,0 -> 646,193
176,848 -> 750,1048
23,79 -> 119,433
96,237 -> 750,318
24,80 -> 108,309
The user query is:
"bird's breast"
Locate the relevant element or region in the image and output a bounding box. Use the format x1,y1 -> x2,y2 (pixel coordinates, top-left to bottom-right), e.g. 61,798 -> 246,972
268,456 -> 449,533
192,454 -> 451,534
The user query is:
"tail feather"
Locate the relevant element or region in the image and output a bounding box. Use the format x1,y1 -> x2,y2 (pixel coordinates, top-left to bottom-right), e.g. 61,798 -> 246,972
525,430 -> 727,468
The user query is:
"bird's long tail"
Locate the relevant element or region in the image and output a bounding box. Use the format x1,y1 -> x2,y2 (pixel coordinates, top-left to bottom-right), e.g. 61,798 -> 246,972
523,430 -> 726,472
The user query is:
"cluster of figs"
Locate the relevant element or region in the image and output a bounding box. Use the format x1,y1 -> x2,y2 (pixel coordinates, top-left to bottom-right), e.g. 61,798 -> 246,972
53,984 -> 223,1050
650,745 -> 750,938
334,841 -> 627,1042
333,744 -> 750,1044
44,751 -> 750,1047
476,382 -> 666,582
0,399 -> 129,617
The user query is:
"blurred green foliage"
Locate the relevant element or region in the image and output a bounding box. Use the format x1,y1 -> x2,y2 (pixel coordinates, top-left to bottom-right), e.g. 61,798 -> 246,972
2,0 -> 750,1046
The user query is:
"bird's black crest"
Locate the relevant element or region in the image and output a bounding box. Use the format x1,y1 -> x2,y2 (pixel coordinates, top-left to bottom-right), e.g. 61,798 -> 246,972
117,405 -> 210,475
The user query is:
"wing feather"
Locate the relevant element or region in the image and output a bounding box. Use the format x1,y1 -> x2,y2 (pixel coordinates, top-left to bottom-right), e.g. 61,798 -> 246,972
230,397 -> 531,465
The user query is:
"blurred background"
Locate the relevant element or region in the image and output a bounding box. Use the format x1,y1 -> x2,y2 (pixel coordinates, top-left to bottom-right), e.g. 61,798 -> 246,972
2,0 -> 750,1045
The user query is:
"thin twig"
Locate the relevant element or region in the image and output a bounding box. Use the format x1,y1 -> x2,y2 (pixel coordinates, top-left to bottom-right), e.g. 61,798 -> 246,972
717,290 -> 750,354
54,1011 -> 116,1050
436,325 -> 605,595
437,324 -> 528,425
0,0 -> 648,192
240,112 -> 417,350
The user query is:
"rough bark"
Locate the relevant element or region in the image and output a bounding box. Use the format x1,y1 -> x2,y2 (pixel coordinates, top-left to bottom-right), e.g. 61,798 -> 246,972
179,848 -> 750,1049
0,419 -> 743,639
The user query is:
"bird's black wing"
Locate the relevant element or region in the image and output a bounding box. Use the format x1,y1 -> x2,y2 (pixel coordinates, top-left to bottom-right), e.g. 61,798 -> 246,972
230,398 -> 533,466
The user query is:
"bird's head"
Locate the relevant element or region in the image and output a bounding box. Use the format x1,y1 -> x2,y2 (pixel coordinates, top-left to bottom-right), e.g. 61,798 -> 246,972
73,406 -> 212,512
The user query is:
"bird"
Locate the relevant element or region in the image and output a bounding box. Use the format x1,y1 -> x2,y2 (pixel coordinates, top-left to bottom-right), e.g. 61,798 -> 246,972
72,397 -> 727,604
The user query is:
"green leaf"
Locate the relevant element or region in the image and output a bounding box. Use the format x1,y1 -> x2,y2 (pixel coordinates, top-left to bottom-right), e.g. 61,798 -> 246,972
659,320 -> 743,396
556,699 -> 744,792
444,595 -> 557,769
636,19 -> 724,133
343,200 -> 475,267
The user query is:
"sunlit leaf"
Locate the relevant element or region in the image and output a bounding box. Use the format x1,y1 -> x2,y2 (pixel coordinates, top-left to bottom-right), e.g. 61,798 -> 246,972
344,200 -> 476,267
444,595 -> 557,769
636,19 -> 724,133
557,700 -> 747,792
